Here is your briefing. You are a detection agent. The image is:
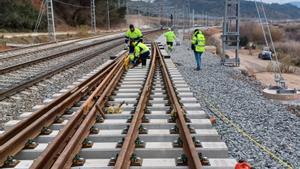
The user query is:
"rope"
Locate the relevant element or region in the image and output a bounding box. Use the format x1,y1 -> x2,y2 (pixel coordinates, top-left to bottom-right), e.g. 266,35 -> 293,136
198,92 -> 294,169
53,0 -> 90,9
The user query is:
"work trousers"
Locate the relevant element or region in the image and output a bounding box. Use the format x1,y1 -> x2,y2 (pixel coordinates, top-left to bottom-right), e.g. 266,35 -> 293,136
141,51 -> 150,66
194,52 -> 203,69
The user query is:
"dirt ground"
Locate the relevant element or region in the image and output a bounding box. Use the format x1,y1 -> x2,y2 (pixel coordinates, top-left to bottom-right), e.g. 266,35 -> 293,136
236,49 -> 300,89
211,32 -> 300,89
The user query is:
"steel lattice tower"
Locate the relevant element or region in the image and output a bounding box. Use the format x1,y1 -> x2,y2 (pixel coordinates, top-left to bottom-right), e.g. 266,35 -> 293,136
221,0 -> 240,67
46,0 -> 56,42
91,0 -> 97,34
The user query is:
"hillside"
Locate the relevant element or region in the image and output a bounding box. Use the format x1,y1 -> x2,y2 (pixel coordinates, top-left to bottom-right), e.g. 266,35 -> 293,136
0,0 -> 126,32
288,1 -> 300,8
152,0 -> 300,19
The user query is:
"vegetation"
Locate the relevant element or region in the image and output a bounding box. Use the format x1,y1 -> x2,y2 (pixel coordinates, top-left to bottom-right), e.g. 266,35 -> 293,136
53,0 -> 126,28
154,0 -> 300,19
240,22 -> 300,69
0,0 -> 46,32
0,0 -> 126,32
275,41 -> 300,67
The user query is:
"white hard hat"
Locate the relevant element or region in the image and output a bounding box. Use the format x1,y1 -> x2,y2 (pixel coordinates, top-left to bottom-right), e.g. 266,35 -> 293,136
168,28 -> 171,31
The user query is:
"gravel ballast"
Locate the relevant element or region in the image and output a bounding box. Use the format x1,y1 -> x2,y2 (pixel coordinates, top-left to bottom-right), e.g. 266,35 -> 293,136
157,35 -> 300,168
0,45 -> 123,129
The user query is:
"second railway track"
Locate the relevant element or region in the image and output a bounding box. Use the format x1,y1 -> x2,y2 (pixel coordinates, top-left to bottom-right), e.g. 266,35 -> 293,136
0,30 -> 159,101
0,42 -> 236,169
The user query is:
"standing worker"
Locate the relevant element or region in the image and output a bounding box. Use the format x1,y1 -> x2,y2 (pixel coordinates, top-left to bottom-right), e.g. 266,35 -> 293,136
125,24 -> 143,59
191,29 -> 206,71
130,40 -> 150,68
164,28 -> 176,52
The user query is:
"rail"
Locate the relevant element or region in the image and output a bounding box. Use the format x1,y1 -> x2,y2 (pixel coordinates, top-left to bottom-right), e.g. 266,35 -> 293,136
0,52 -> 125,166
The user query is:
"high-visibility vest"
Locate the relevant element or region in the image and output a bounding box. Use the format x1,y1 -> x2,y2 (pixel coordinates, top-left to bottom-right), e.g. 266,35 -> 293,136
164,31 -> 176,42
134,42 -> 149,57
192,31 -> 206,52
125,28 -> 143,41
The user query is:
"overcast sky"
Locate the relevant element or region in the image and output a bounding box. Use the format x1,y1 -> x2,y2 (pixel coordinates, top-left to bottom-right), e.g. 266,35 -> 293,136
257,0 -> 300,3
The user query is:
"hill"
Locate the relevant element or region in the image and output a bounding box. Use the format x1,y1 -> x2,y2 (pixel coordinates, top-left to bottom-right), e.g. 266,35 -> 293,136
288,1 -> 300,8
0,0 -> 126,32
152,0 -> 300,19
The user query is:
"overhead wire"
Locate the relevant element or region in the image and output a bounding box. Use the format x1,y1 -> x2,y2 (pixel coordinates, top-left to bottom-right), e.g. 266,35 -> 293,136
255,0 -> 285,87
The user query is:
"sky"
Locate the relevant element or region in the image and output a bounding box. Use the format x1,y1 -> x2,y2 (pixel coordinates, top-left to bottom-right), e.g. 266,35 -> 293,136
260,0 -> 300,3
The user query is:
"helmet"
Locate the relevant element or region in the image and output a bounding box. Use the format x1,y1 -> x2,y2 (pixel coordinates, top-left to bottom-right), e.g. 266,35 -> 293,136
235,160 -> 252,169
168,27 -> 171,31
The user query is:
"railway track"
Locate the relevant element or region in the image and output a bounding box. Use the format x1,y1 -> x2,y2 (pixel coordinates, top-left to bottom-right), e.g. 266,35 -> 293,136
0,31 -> 123,61
0,30 -> 158,100
0,42 -> 236,169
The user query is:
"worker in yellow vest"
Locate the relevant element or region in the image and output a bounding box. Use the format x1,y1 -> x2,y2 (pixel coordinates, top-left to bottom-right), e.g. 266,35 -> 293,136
130,40 -> 150,68
164,28 -> 176,52
191,29 -> 206,71
125,24 -> 143,60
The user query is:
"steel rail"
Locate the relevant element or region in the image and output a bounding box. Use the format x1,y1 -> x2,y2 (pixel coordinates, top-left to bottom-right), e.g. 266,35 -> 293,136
0,39 -> 123,101
0,41 -> 75,62
30,54 -> 126,169
0,54 -> 123,167
156,43 -> 203,169
0,30 -> 161,167
0,29 -> 161,101
0,36 -> 123,74
0,31 -> 121,62
50,53 -> 127,169
114,43 -> 157,169
0,29 -> 158,66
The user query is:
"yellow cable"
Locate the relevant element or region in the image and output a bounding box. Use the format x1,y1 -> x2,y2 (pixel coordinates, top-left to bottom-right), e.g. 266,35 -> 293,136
199,93 -> 294,169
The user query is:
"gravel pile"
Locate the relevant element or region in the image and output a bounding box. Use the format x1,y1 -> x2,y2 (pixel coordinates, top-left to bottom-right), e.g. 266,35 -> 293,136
158,35 -> 300,168
0,45 -> 123,129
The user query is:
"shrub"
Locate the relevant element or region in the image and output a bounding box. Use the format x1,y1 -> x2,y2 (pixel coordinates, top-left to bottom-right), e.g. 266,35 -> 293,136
275,41 -> 300,66
240,22 -> 284,44
240,36 -> 249,47
0,0 -> 47,31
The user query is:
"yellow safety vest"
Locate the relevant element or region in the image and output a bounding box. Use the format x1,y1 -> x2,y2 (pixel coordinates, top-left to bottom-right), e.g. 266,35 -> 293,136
192,32 -> 206,52
125,28 -> 143,41
134,42 -> 149,57
164,31 -> 176,42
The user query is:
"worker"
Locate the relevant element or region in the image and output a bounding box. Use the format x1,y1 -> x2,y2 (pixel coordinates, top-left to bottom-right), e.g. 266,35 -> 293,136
164,28 -> 176,52
125,24 -> 143,49
191,29 -> 206,71
125,24 -> 143,64
130,40 -> 150,68
235,160 -> 253,169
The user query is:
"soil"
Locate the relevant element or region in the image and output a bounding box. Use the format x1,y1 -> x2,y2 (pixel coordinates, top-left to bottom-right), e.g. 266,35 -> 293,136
210,30 -> 300,89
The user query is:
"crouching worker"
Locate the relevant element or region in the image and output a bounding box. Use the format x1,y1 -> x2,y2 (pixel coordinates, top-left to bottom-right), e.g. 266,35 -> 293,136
130,40 -> 150,68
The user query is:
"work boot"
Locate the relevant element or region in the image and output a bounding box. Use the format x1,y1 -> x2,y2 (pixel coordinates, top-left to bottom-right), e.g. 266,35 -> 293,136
194,67 -> 201,71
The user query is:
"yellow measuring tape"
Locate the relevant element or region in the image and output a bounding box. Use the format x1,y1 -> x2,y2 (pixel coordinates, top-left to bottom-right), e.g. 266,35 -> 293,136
199,93 -> 294,169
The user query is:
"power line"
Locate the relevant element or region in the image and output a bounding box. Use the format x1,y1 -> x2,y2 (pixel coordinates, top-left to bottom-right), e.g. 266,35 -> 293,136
53,0 -> 90,9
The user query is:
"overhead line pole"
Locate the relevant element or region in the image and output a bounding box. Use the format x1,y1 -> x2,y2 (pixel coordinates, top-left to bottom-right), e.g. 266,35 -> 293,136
91,0 -> 96,34
46,0 -> 56,42
106,0 -> 111,30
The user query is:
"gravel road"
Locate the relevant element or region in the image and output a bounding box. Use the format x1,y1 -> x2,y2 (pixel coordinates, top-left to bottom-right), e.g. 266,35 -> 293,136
157,35 -> 300,169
